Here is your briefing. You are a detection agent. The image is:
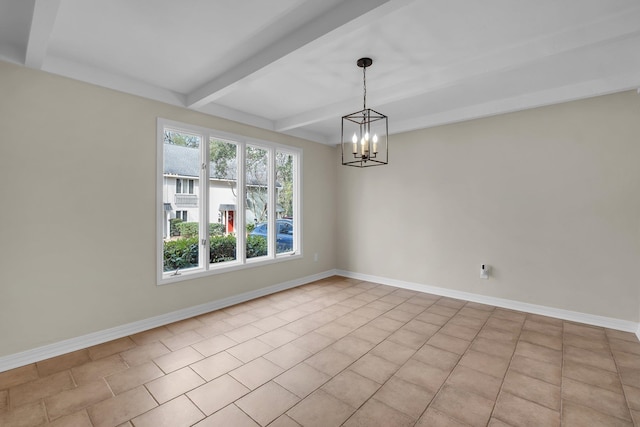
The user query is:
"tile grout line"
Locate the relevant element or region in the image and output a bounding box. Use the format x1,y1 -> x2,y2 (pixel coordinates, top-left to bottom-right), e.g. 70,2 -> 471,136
41,398 -> 50,425
234,401 -> 262,427
256,281 -> 380,425
159,280 -> 402,425
336,293 -> 445,426
560,319 -> 565,427
408,304 -> 468,427
482,312 -> 525,427
494,315 -> 564,426
414,303 -> 496,427
605,330 -> 635,425
274,285 -> 437,425
282,284 -> 432,425
561,325 -> 636,425
340,296 -> 495,426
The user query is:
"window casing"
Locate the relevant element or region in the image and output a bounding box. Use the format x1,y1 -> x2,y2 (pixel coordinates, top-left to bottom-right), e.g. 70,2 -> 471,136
157,118 -> 302,284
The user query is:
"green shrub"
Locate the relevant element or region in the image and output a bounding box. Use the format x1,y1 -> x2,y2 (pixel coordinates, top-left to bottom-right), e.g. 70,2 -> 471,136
176,222 -> 226,238
176,222 -> 199,238
169,218 -> 182,236
246,235 -> 267,258
210,235 -> 236,262
163,237 -> 198,271
246,222 -> 256,233
163,234 -> 269,271
210,222 -> 225,236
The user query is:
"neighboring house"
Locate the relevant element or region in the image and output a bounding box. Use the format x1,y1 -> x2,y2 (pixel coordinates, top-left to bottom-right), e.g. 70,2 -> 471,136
162,144 -> 271,238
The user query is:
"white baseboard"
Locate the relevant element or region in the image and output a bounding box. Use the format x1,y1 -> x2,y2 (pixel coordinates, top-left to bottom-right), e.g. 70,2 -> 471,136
2,268 -> 638,373
336,270 -> 640,338
0,270 -> 337,373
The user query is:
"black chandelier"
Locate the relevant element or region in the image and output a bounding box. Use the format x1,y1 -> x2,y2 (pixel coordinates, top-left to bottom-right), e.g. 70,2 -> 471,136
341,57 -> 388,167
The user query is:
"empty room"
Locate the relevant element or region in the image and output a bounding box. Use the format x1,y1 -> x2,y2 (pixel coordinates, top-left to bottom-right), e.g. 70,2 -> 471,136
1,0 -> 640,426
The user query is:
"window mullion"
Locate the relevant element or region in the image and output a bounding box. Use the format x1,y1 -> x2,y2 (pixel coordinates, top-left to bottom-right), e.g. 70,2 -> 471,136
236,142 -> 246,264
293,151 -> 300,254
200,135 -> 209,270
268,146 -> 276,258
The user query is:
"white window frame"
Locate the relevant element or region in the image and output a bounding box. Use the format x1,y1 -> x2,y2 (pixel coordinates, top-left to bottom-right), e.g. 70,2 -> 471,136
157,118 -> 302,285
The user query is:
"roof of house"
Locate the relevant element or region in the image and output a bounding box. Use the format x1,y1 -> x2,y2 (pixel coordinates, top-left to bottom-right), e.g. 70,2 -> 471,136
164,143 -> 239,181
163,143 -> 271,186
163,144 -> 202,178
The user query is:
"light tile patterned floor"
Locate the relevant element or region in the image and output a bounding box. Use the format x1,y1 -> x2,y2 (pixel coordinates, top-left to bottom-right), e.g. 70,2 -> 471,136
1,276 -> 639,426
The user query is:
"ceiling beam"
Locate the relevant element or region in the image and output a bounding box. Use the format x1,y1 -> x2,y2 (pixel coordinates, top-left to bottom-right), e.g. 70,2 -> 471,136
390,71 -> 640,137
276,6 -> 640,132
186,0 -> 393,109
43,55 -> 188,107
24,0 -> 61,69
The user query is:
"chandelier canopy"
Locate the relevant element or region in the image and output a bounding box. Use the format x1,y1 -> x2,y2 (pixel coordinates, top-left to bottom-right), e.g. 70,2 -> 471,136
341,57 -> 388,167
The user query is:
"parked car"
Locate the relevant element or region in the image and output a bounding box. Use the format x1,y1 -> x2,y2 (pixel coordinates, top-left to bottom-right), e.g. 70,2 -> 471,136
249,219 -> 294,252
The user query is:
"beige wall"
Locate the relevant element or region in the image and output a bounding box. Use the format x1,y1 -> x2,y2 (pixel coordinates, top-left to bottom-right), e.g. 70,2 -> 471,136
337,91 -> 640,322
0,61 -> 337,357
1,59 -> 639,358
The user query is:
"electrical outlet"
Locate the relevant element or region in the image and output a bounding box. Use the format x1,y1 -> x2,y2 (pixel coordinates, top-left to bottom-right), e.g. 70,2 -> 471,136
314,253 -> 318,262
480,264 -> 490,279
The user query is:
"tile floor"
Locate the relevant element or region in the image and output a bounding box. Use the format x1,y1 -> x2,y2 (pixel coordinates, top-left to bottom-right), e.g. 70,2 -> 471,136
1,276 -> 639,426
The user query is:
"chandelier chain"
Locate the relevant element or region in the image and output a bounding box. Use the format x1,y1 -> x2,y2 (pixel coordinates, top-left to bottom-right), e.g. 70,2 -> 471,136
363,65 -> 367,110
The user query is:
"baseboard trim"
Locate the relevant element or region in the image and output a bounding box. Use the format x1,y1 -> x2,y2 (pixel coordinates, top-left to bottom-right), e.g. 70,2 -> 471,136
336,270 -> 640,337
0,270 -> 337,373
3,268 -> 637,373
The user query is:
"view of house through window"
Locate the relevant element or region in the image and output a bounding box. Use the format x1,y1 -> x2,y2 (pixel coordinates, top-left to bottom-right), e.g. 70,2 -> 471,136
159,119 -> 300,283
208,137 -> 238,265
162,130 -> 201,272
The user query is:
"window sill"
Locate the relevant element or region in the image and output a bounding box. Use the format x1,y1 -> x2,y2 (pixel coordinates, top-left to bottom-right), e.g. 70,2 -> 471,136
158,252 -> 303,286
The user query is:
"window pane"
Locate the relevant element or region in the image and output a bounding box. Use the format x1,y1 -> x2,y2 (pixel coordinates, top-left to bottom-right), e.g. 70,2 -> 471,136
162,130 -> 201,272
209,138 -> 238,265
276,151 -> 295,254
246,146 -> 268,259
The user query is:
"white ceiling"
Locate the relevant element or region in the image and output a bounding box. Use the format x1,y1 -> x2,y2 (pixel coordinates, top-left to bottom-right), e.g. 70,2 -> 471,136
2,0 -> 640,145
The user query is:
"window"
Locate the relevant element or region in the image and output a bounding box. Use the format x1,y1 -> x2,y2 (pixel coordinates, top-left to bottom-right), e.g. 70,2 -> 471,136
176,211 -> 188,222
176,179 -> 194,194
157,118 -> 301,284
